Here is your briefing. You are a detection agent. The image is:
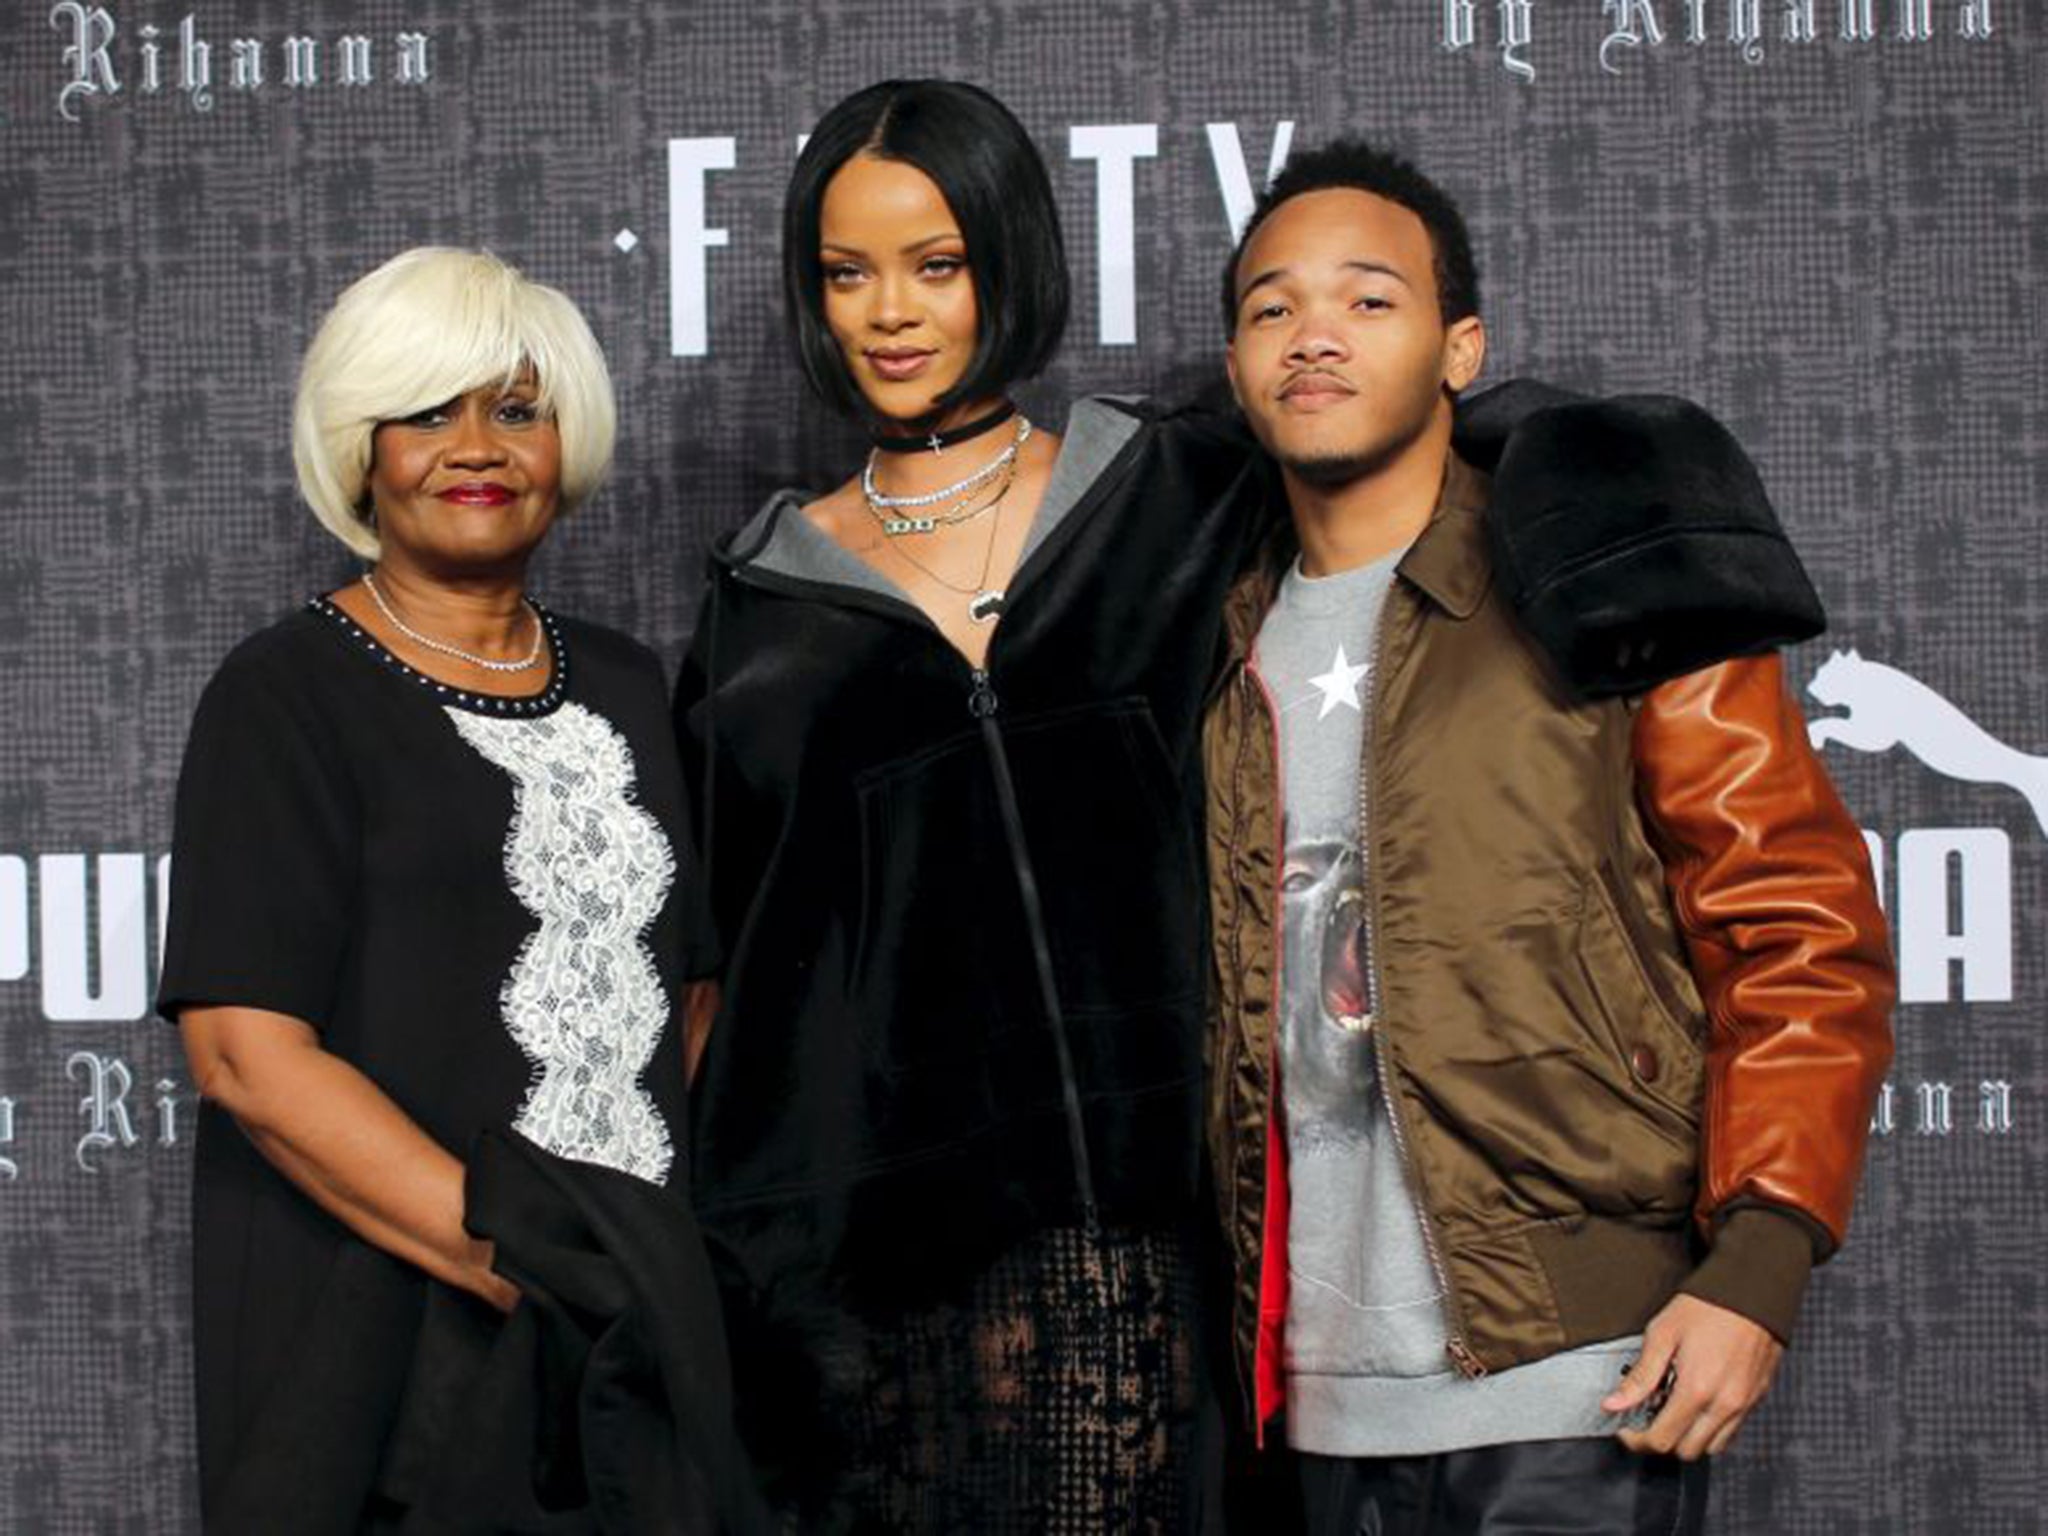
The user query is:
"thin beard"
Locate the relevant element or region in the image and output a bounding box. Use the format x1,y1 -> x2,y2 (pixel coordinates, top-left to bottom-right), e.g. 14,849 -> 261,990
1281,444 -> 1395,490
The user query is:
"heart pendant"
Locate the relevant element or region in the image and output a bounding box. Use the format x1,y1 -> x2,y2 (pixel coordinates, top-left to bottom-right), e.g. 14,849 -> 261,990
968,589 -> 1006,624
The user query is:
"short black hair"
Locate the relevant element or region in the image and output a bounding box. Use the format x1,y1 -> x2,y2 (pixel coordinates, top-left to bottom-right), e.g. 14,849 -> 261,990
784,80 -> 1070,420
1221,139 -> 1480,334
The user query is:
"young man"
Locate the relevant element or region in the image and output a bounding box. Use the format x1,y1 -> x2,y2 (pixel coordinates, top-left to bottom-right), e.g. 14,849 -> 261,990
1203,141 -> 1896,1533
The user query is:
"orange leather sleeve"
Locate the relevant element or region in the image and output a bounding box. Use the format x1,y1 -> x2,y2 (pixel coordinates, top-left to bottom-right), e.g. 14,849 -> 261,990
1632,653 -> 1896,1257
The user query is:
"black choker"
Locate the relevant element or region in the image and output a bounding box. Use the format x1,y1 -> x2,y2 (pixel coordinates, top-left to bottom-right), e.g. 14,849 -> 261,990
871,400 -> 1018,456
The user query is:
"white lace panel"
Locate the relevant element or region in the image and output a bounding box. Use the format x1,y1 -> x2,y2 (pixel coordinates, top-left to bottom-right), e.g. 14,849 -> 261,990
449,702 -> 676,1184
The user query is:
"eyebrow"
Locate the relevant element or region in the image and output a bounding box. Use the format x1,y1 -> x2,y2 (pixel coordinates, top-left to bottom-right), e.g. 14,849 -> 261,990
819,232 -> 967,258
1237,258 -> 1414,305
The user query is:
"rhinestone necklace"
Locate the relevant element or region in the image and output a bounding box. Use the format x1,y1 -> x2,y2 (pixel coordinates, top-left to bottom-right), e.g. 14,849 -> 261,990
862,418 -> 1032,512
864,449 -> 1018,538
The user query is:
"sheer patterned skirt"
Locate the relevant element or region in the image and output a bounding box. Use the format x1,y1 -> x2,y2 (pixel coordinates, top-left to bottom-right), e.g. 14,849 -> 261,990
819,1223 -> 1207,1535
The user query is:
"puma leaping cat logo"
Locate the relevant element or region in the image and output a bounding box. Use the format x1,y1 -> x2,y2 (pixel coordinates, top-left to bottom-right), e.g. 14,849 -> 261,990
1807,649 -> 2048,837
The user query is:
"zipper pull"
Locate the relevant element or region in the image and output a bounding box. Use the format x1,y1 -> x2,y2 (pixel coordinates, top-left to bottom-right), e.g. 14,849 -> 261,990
1447,1338 -> 1489,1380
968,669 -> 999,718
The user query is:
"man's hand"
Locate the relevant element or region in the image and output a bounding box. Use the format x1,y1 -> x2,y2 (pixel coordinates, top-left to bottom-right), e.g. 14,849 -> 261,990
1602,1293 -> 1785,1460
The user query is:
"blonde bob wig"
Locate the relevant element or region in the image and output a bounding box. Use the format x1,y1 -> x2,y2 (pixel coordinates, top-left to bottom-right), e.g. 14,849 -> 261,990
293,247 -> 618,560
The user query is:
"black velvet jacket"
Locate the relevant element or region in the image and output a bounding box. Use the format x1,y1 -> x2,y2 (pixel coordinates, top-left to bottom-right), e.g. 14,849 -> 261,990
674,399 -> 1260,1317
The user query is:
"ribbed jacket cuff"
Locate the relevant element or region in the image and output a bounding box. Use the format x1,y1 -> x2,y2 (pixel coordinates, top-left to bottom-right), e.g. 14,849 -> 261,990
1678,1205 -> 1820,1345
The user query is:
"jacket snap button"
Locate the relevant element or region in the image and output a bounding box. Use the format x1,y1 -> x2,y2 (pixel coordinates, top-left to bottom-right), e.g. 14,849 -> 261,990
1631,1044 -> 1661,1083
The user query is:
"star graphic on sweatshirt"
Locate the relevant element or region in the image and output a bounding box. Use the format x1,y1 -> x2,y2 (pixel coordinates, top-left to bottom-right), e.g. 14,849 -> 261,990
1306,645 -> 1370,720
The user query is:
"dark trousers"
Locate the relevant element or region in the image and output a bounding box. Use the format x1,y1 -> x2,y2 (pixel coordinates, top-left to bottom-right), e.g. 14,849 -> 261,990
1297,1438 -> 1710,1536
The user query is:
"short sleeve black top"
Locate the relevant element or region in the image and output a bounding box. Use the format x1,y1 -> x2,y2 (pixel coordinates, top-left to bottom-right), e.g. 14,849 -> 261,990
158,597 -> 704,1507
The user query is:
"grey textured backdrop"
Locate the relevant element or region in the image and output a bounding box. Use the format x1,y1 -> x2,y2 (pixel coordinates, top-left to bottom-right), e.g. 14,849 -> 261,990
2,3 -> 2042,1532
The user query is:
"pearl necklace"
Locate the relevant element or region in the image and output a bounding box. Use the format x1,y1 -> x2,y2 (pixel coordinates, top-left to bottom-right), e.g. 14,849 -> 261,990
361,570 -> 545,673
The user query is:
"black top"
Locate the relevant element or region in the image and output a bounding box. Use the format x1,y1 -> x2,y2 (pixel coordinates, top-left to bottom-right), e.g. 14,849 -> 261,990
158,598 -> 705,1517
673,398 -> 1265,1510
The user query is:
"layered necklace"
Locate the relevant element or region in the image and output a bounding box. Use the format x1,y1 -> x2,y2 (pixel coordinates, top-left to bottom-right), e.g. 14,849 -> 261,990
361,569 -> 545,673
862,409 -> 1031,625
861,417 -> 1033,535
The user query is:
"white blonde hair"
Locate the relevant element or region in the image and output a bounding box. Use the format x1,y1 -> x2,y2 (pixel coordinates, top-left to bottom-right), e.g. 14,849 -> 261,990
292,247 -> 618,559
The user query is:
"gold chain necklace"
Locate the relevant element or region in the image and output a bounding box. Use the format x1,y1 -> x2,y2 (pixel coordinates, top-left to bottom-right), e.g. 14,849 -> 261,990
877,470 -> 1014,625
863,452 -> 1016,539
862,418 -> 1032,532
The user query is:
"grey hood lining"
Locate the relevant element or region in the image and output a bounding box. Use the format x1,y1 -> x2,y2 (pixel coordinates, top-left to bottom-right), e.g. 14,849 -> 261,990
739,397 -> 1143,597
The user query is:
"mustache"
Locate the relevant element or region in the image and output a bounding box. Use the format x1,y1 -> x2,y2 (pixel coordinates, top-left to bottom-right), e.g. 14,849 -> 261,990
1278,368 -> 1358,399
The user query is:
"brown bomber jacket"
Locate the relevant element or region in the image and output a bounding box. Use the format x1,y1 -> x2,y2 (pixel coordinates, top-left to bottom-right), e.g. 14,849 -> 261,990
1202,454 -> 1896,1425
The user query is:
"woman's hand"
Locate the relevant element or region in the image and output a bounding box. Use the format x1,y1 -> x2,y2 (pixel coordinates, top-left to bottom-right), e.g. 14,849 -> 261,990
180,1005 -> 519,1313
682,980 -> 720,1087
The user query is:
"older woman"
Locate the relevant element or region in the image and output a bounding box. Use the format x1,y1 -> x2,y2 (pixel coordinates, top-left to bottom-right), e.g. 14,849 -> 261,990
159,248 -> 750,1533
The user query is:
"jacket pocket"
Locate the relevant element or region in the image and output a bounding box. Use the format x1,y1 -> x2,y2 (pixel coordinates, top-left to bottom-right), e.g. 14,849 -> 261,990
1577,863 -> 1705,1128
847,728 -> 1032,1072
1592,858 -> 1705,1044
845,696 -> 1203,1077
1000,696 -> 1207,1018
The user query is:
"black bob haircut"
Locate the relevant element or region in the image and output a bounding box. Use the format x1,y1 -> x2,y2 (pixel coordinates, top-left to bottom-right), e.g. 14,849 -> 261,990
783,80 -> 1070,421
1221,139 -> 1480,335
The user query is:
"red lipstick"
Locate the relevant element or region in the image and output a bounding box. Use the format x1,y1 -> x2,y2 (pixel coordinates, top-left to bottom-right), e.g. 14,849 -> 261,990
439,482 -> 516,506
